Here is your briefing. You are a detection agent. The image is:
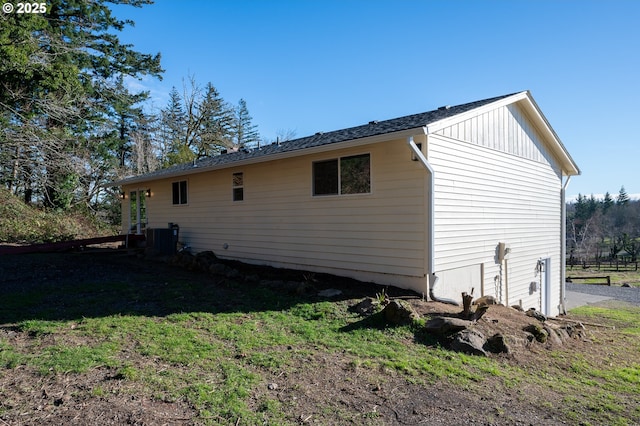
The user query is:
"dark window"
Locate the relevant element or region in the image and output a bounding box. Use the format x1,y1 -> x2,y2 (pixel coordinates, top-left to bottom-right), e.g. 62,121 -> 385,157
172,180 -> 188,205
233,172 -> 244,201
313,159 -> 339,195
313,154 -> 370,196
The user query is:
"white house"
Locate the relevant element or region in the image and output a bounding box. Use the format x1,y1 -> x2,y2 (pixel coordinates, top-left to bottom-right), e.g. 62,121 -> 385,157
117,91 -> 579,316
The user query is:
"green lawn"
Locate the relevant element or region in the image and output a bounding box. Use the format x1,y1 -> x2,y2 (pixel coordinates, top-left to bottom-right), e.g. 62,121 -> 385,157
1,253 -> 639,425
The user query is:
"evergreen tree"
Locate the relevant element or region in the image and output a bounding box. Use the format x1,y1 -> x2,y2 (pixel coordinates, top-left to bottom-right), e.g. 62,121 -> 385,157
159,80 -> 238,165
602,191 -> 614,213
106,76 -> 149,168
198,83 -> 235,157
0,0 -> 162,209
617,186 -> 630,205
233,99 -> 260,148
160,87 -> 190,166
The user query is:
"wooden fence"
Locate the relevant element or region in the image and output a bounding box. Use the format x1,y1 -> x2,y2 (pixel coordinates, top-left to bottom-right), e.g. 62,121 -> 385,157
567,259 -> 638,271
565,275 -> 611,285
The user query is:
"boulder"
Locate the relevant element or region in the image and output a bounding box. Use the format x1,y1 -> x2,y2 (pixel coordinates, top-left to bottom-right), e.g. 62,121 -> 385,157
196,250 -> 218,261
318,288 -> 342,298
485,333 -> 510,354
450,329 -> 487,356
523,324 -> 548,343
350,297 -> 379,316
424,317 -> 473,335
195,251 -> 218,270
526,308 -> 547,322
382,300 -> 419,325
543,325 -> 563,346
473,295 -> 498,306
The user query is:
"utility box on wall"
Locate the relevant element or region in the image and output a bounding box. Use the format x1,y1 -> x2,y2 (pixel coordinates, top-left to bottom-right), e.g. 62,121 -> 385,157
497,242 -> 511,262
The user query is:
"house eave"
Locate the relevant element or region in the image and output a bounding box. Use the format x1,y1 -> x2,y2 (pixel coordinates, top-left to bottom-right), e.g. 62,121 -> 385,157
114,127 -> 427,187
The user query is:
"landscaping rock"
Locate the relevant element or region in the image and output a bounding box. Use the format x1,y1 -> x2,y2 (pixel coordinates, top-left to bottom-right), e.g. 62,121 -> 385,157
350,297 -> 379,316
526,308 -> 547,322
523,324 -> 548,343
383,300 -> 419,325
473,295 -> 498,306
485,333 -> 510,354
424,317 -> 472,335
318,288 -> 342,298
195,251 -> 218,270
560,323 -> 587,340
450,329 -> 487,356
555,326 -> 571,341
196,250 -> 218,261
543,325 -> 563,346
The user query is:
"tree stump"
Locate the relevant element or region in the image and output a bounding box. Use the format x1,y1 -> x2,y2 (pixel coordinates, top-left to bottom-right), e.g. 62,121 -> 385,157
461,292 -> 474,319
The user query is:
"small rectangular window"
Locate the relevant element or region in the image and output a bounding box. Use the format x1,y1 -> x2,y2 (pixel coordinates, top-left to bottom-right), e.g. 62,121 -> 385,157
172,180 -> 188,205
313,154 -> 370,196
313,159 -> 339,196
233,172 -> 244,201
341,154 -> 370,194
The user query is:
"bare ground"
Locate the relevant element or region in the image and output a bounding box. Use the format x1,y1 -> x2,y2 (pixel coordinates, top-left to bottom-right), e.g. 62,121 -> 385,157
0,248 -> 637,425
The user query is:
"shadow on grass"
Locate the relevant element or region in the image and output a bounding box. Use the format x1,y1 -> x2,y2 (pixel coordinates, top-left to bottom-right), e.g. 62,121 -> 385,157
0,250 -> 417,325
339,310 -> 441,347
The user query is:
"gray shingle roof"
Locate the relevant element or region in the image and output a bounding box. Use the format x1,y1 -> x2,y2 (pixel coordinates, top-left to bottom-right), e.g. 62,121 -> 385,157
117,92 -> 518,185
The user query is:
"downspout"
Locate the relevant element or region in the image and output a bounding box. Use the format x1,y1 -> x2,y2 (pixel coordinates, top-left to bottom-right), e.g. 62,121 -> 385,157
406,136 -> 458,306
560,175 -> 572,315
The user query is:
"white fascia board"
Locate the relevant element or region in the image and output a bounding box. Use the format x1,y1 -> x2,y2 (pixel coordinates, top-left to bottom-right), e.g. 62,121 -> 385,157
522,94 -> 580,176
116,127 -> 427,186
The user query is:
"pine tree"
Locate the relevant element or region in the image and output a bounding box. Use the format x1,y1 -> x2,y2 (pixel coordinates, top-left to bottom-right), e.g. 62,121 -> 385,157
160,87 -> 190,166
198,83 -> 235,157
0,0 -> 162,209
617,186 -> 630,205
602,191 -> 614,213
233,99 -> 260,148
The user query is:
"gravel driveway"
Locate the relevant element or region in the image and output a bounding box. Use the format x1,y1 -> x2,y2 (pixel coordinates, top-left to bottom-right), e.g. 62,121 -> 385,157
566,282 -> 640,306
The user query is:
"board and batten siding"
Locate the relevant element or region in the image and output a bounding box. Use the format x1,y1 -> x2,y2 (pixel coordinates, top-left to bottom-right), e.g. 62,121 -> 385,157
429,101 -> 564,315
124,139 -> 430,293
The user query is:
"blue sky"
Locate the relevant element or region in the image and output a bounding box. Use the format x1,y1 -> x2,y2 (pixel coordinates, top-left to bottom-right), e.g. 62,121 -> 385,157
111,0 -> 640,200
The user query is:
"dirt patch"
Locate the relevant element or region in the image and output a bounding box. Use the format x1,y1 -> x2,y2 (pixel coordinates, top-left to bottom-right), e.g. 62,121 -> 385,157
1,249 -> 637,425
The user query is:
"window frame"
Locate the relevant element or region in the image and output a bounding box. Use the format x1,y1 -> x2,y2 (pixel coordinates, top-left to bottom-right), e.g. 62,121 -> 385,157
172,180 -> 188,205
312,153 -> 371,197
232,172 -> 244,202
